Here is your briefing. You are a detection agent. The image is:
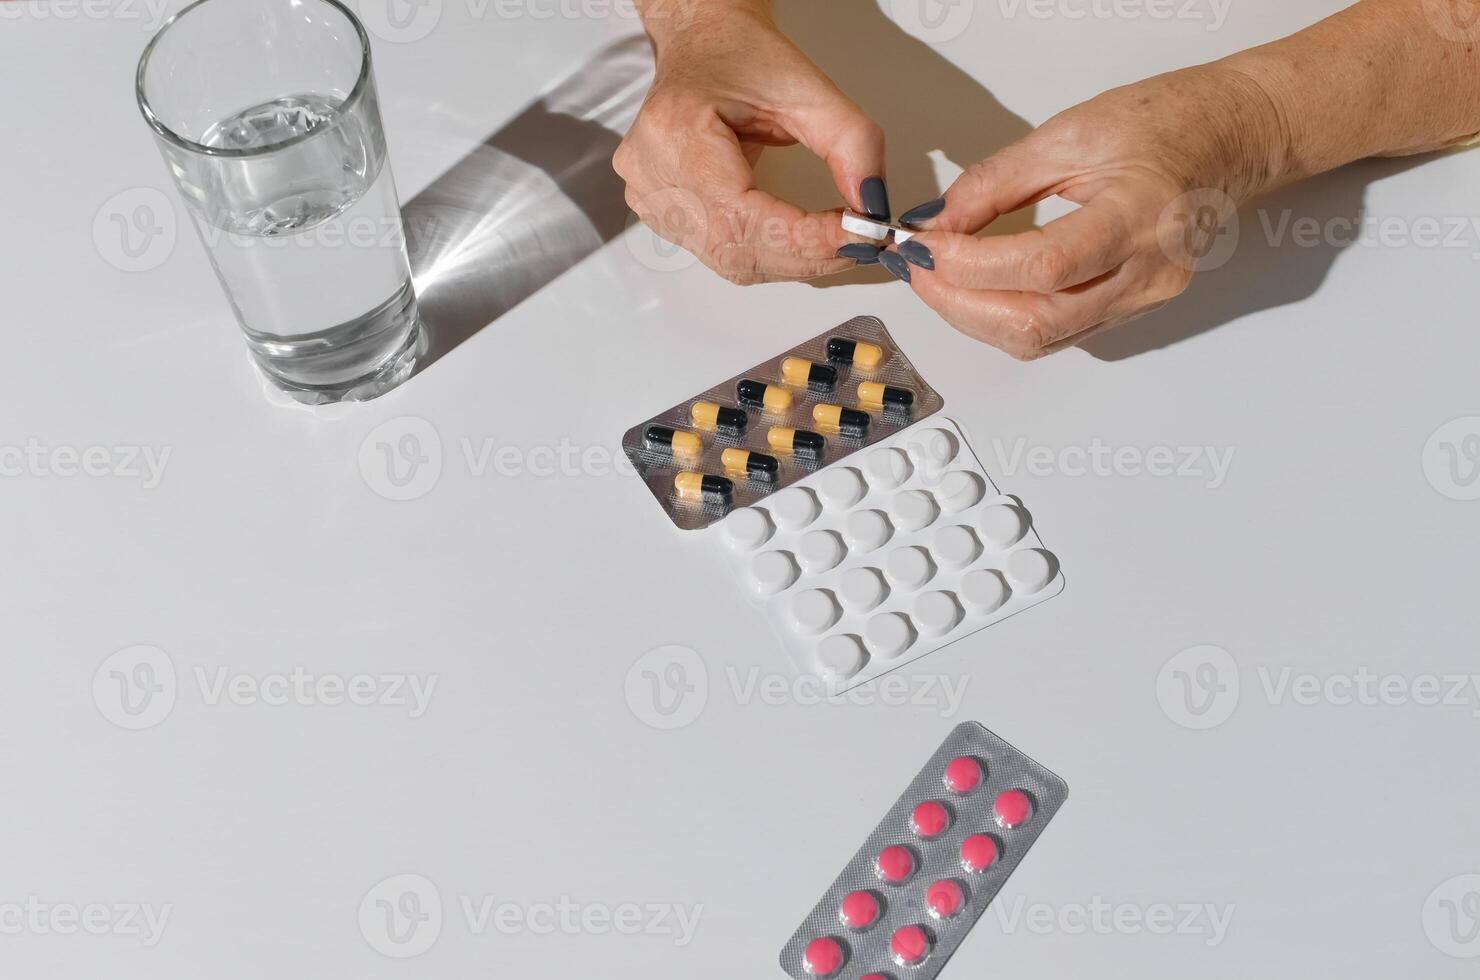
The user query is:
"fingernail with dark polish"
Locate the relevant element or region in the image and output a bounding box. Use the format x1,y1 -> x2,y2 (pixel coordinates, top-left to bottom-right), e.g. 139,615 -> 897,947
879,250 -> 911,283
897,239 -> 934,270
860,176 -> 891,221
899,197 -> 946,227
837,243 -> 883,261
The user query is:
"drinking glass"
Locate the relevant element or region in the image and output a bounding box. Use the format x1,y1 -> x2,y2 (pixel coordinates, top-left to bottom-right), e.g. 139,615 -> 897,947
137,0 -> 424,403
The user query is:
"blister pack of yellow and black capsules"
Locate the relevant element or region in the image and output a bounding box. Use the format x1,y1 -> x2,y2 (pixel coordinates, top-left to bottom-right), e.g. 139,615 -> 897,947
622,316 -> 945,530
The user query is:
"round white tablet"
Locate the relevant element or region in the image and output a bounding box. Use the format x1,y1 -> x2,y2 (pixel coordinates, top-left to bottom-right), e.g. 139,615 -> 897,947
790,589 -> 840,635
865,611 -> 915,660
912,590 -> 962,635
907,428 -> 957,472
839,566 -> 888,612
976,504 -> 1027,549
750,550 -> 798,595
816,634 -> 867,683
843,509 -> 892,552
960,569 -> 1010,613
890,489 -> 937,532
798,529 -> 846,573
931,524 -> 980,570
937,470 -> 985,513
720,507 -> 772,552
863,447 -> 913,491
884,545 -> 934,591
771,487 -> 820,530
1005,548 -> 1056,594
817,467 -> 867,511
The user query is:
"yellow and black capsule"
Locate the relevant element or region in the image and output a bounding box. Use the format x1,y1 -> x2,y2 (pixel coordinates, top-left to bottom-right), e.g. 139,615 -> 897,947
826,337 -> 884,369
645,425 -> 702,458
674,472 -> 734,504
690,401 -> 748,435
736,379 -> 794,413
781,357 -> 838,392
858,381 -> 915,410
768,426 -> 826,459
813,403 -> 870,438
721,447 -> 779,480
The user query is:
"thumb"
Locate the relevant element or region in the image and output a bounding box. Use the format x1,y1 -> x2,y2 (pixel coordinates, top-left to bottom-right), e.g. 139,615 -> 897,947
781,82 -> 888,218
934,134 -> 1069,234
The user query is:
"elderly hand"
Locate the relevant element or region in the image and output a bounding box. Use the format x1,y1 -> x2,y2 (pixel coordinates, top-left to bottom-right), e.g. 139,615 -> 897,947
615,0 -> 888,284
884,64 -> 1282,359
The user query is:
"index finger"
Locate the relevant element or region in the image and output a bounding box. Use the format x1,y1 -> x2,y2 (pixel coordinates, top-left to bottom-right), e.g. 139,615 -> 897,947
910,198 -> 1134,294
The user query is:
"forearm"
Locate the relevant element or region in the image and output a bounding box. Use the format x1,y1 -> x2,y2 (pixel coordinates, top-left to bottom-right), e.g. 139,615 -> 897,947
1224,0 -> 1480,192
634,0 -> 772,47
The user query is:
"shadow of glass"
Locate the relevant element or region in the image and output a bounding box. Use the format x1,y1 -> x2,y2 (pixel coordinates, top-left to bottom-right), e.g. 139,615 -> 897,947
760,0 -> 1035,285
402,35 -> 653,376
1082,154 -> 1439,360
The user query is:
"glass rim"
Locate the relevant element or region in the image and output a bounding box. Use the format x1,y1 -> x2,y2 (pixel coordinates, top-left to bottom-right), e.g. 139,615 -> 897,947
135,0 -> 374,160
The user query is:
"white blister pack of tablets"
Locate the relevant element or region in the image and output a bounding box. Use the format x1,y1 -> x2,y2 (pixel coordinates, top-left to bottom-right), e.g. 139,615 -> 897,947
714,419 -> 1063,690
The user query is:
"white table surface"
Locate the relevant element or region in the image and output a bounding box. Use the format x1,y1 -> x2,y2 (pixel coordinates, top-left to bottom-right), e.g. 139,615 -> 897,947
5,0 -> 1480,976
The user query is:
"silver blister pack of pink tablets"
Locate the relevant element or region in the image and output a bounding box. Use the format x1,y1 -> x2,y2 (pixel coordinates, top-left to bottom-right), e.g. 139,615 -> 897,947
714,419 -> 1063,691
779,722 -> 1069,980
621,316 -> 944,530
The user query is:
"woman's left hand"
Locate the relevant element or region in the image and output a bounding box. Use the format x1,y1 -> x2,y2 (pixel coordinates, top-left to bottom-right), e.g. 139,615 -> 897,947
886,63 -> 1285,359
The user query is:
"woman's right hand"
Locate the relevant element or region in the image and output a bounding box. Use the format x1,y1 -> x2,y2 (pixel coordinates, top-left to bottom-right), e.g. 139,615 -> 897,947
615,0 -> 889,284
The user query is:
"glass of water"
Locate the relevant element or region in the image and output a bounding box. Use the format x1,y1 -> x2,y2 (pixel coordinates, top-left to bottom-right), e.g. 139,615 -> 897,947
137,0 -> 424,403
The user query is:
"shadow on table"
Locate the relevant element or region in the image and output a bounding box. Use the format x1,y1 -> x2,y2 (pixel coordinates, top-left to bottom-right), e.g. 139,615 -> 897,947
1081,153 -> 1439,360
402,35 -> 652,376
762,0 -> 1035,286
